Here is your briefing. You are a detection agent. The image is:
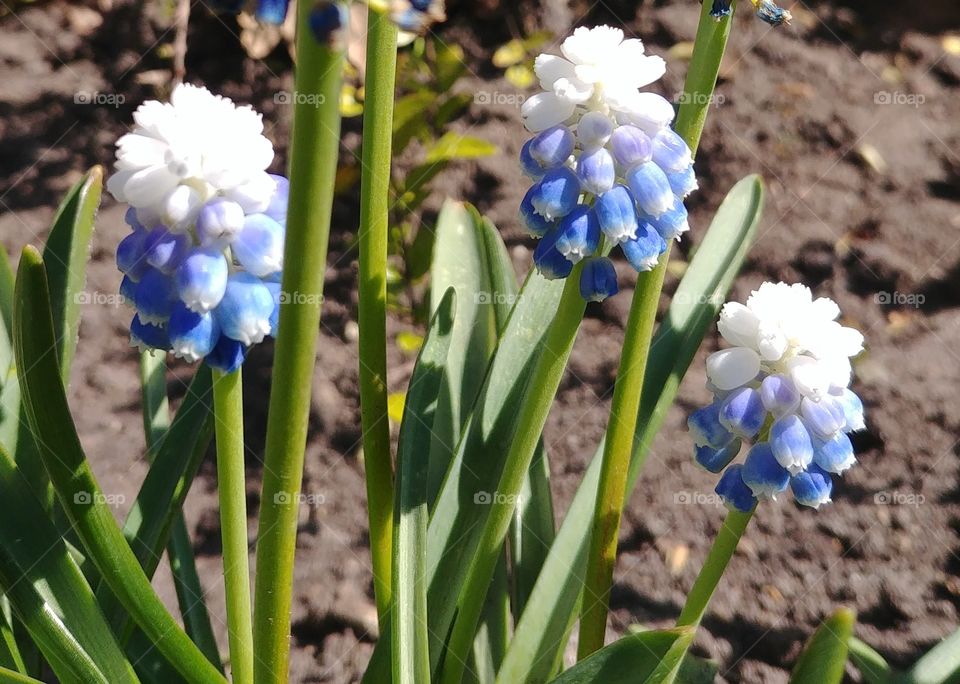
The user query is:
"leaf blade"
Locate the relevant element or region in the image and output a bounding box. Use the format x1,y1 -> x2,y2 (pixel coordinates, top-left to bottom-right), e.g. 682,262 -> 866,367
790,608 -> 855,684
392,288 -> 456,684
42,166 -> 103,384
0,444 -> 136,684
546,628 -> 692,684
12,246 -> 225,684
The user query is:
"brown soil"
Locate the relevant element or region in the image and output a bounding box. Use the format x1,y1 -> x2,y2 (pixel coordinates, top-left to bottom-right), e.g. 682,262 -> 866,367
1,1 -> 959,682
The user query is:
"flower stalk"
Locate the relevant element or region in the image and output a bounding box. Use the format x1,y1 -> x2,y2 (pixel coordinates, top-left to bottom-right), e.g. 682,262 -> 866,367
577,0 -> 737,658
212,368 -> 253,684
676,508 -> 754,627
357,6 -> 399,629
252,2 -> 345,680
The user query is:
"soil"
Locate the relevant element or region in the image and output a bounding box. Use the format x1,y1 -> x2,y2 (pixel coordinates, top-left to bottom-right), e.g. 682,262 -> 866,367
1,0 -> 960,682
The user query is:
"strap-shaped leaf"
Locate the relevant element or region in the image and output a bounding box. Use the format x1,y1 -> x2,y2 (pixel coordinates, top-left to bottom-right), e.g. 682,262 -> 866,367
790,607 -> 854,684
905,627 -> 960,684
0,666 -> 41,684
42,166 -> 102,385
131,351 -> 220,671
546,628 -> 693,684
0,444 -> 136,684
498,175 -> 764,684
847,637 -> 895,684
393,288 -> 456,683
0,598 -> 25,674
0,243 -> 13,336
96,364 -> 213,637
12,246 -> 225,684
427,202 -> 501,504
364,263 -> 566,682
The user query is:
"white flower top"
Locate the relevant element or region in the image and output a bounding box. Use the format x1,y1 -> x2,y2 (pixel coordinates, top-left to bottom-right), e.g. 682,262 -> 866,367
107,84 -> 276,230
521,26 -> 671,134
706,282 -> 864,398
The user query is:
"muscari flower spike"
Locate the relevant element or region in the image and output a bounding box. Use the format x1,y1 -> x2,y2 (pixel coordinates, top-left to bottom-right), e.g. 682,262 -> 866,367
517,26 -> 698,303
110,84 -> 286,374
688,282 -> 866,512
709,0 -> 792,26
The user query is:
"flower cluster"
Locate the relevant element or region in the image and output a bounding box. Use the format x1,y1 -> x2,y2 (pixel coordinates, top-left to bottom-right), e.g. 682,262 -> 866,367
110,84 -> 286,374
517,26 -> 697,302
710,0 -> 792,26
688,282 -> 866,511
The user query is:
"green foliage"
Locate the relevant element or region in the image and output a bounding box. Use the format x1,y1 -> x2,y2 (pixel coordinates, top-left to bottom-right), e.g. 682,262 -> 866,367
546,629 -> 693,684
790,607 -> 855,684
384,37 -> 498,311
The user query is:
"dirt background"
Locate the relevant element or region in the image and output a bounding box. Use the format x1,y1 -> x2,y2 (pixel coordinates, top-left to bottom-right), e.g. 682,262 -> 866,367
1,0 -> 960,681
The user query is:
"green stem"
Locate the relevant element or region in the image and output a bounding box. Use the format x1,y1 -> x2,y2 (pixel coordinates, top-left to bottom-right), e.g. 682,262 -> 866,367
358,6 -> 399,629
213,368 -> 253,684
576,0 -> 736,657
140,353 -> 221,669
577,260 -> 668,659
252,4 -> 345,681
439,271 -> 586,684
676,509 -> 753,627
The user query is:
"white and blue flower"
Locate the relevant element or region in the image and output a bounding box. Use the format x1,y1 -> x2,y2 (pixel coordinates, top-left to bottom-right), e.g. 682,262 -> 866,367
691,282 -> 867,511
110,84 -> 287,373
516,25 -> 698,303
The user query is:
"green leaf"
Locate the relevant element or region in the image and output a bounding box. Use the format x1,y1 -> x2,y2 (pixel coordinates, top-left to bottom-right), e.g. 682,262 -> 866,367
0,599 -> 25,674
547,628 -> 693,684
790,607 -> 855,684
0,443 -> 136,684
392,288 -> 456,684
0,666 -> 42,684
435,93 -> 473,129
424,132 -> 498,164
99,364 -> 214,636
847,637 -> 895,684
393,92 -> 437,154
42,166 -> 102,384
12,246 -> 225,684
0,243 -> 14,336
138,351 -> 221,670
363,263 -> 566,683
498,175 -> 764,684
905,627 -> 960,684
426,202 -> 503,503
492,39 -> 526,68
434,41 -> 467,92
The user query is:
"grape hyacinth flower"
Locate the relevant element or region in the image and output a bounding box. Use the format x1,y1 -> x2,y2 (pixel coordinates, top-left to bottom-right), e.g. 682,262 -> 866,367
688,282 -> 866,511
517,25 -> 698,302
110,84 -> 286,374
